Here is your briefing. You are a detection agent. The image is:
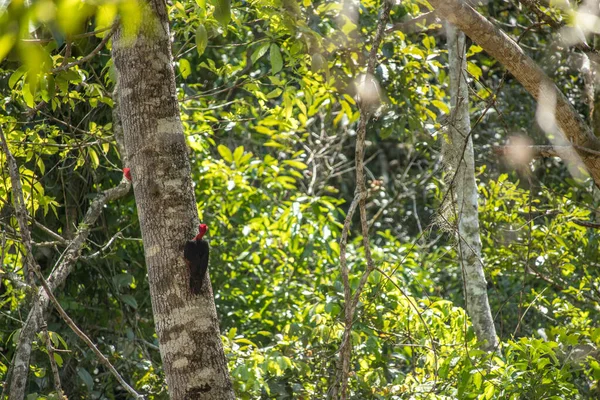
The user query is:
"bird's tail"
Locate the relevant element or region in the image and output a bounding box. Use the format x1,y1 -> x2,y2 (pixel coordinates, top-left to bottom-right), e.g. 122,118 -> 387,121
190,274 -> 204,295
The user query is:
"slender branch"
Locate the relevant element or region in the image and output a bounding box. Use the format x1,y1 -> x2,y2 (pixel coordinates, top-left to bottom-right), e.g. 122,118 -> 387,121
42,324 -> 65,400
0,128 -> 37,284
85,232 -> 123,259
32,220 -> 68,245
335,2 -> 392,399
493,144 -> 559,158
35,258 -> 143,399
0,230 -> 5,293
572,219 -> 600,229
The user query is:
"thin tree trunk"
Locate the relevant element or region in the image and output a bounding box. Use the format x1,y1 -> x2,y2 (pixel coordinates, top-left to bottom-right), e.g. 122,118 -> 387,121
444,23 -> 498,351
111,2 -> 234,399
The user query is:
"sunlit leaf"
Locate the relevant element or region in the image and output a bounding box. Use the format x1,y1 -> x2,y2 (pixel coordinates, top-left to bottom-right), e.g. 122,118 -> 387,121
218,145 -> 233,162
196,24 -> 208,56
179,58 -> 192,79
251,42 -> 270,64
212,0 -> 230,26
270,44 -> 283,74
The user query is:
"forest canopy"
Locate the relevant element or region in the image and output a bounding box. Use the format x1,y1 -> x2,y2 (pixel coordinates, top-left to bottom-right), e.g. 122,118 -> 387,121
2,0 -> 600,399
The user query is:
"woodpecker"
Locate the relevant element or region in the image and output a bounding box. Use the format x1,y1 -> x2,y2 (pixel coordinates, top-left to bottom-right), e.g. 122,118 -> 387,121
184,224 -> 209,295
123,168 -> 132,181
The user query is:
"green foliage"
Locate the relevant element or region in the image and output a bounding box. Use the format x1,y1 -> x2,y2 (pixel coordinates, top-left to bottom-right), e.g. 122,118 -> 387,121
2,0 -> 600,399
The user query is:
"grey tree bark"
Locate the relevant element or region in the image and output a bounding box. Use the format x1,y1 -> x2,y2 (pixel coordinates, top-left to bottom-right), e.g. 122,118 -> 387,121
110,1 -> 234,399
444,23 -> 498,351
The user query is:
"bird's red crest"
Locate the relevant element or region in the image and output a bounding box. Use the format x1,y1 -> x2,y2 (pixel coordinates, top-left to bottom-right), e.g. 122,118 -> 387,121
195,224 -> 208,240
123,168 -> 132,181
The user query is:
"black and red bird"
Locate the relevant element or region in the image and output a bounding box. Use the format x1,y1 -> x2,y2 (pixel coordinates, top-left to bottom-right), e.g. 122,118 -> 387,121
184,224 -> 209,295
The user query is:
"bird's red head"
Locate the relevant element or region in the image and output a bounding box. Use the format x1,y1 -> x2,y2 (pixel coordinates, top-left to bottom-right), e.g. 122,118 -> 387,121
123,168 -> 132,181
195,224 -> 208,240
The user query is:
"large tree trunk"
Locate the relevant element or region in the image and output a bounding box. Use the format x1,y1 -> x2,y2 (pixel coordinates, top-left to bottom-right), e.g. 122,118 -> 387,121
111,2 -> 234,399
444,23 -> 498,351
429,0 -> 600,187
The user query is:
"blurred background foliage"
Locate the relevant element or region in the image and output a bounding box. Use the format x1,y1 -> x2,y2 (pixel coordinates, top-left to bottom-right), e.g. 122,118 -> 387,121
1,0 -> 600,398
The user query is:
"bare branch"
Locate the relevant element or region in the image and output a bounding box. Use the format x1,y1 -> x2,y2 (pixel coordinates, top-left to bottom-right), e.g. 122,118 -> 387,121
85,232 -> 123,259
41,323 -> 65,400
0,230 -> 5,293
572,219 -> 600,229
32,220 -> 68,245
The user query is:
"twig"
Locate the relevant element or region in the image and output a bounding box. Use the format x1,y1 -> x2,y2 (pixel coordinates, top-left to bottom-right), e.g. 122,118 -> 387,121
0,230 -> 5,293
85,232 -> 123,259
42,323 -> 65,399
32,219 -> 68,245
35,262 -> 143,399
572,219 -> 600,229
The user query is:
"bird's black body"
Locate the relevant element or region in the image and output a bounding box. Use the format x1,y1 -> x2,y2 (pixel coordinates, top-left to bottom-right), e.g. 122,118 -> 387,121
184,238 -> 209,295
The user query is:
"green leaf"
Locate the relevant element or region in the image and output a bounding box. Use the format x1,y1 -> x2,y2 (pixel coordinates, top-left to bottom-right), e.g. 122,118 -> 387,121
77,367 -> 94,390
431,100 -> 449,114
270,44 -> 283,74
484,383 -> 495,399
283,160 -> 307,170
88,148 -> 100,168
467,61 -> 482,80
0,32 -> 16,62
218,145 -> 233,162
233,146 -> 244,164
121,294 -> 138,309
53,353 -> 63,367
212,0 -> 231,26
49,332 -> 68,349
251,42 -> 270,64
37,158 -> 45,175
196,24 -> 208,56
23,82 -> 36,108
179,58 -> 192,79
113,273 -> 134,288
9,66 -> 27,89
